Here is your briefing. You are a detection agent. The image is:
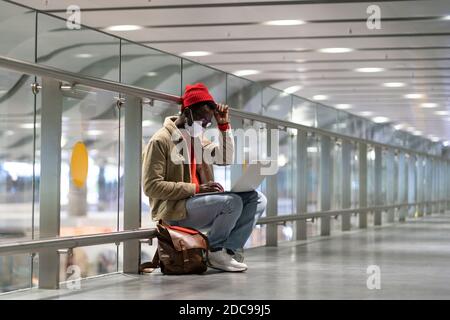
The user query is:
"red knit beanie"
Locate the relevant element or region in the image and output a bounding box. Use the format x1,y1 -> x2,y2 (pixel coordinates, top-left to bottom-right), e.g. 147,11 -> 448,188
181,83 -> 215,111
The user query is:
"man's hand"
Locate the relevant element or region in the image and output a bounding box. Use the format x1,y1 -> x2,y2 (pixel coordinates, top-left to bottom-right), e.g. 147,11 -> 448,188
214,103 -> 230,125
198,181 -> 224,193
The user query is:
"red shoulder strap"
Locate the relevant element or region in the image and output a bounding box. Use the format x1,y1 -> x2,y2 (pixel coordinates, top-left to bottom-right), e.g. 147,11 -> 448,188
166,225 -> 199,235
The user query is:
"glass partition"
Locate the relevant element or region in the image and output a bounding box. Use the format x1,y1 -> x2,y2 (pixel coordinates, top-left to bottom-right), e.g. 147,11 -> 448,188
0,68 -> 38,293
316,104 -> 337,132
226,74 -> 262,114
36,13 -> 120,81
262,87 -> 292,120
121,41 -> 181,96
0,1 -> 35,62
292,96 -> 316,127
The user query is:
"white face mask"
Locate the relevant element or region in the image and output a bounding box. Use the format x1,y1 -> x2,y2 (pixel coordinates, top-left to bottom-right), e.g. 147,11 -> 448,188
185,120 -> 204,138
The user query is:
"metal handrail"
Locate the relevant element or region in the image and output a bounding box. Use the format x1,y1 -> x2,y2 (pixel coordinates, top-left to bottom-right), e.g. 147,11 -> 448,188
0,55 -> 448,161
256,200 -> 448,224
0,228 -> 156,255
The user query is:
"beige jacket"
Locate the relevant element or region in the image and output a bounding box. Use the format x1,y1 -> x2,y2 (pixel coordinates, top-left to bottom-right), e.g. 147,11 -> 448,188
142,117 -> 234,222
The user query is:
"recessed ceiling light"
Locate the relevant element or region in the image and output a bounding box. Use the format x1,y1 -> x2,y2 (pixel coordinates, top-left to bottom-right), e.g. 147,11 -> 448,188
355,67 -> 385,73
263,20 -> 305,26
372,116 -> 390,123
19,123 -> 39,129
142,120 -> 153,127
233,70 -> 260,77
443,141 -> 450,147
307,146 -> 318,153
359,111 -> 373,117
312,95 -> 327,101
180,51 -> 212,57
335,104 -> 352,110
404,93 -> 424,99
87,130 -> 103,136
383,82 -> 405,88
75,53 -> 93,58
421,103 -> 438,108
283,85 -> 303,94
393,123 -> 405,130
296,67 -> 307,72
106,25 -> 142,31
295,59 -> 306,63
435,110 -> 449,116
146,72 -> 158,77
412,130 -> 422,136
319,48 -> 353,53
430,136 -> 440,142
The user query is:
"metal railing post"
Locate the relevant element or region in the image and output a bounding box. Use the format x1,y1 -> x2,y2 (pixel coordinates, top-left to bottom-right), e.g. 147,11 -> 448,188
38,77 -> 62,289
398,152 -> 407,222
296,130 -> 308,240
426,157 -> 433,215
417,155 -> 424,217
386,149 -> 395,223
123,95 -> 142,273
341,140 -> 352,231
374,146 -> 383,225
266,124 -> 278,246
359,143 -> 368,228
320,135 -> 331,236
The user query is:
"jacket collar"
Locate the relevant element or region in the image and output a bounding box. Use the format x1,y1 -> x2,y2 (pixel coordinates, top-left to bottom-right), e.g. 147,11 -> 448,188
164,116 -> 183,143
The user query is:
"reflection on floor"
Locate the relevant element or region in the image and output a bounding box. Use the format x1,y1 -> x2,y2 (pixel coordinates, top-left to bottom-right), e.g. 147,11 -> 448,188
2,213 -> 450,300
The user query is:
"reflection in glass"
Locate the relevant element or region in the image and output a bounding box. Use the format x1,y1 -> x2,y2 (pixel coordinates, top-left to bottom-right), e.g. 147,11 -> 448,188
37,13 -> 120,81
121,41 -> 181,95
0,1 -> 35,62
227,74 -> 262,114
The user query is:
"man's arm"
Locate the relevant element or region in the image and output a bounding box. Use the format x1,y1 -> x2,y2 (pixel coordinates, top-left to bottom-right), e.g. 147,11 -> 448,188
142,138 -> 196,200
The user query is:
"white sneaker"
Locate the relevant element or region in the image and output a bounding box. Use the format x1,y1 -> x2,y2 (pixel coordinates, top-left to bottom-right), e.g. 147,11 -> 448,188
207,249 -> 248,272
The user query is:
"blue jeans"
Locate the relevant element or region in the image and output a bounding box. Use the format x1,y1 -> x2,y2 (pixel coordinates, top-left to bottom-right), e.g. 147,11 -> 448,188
169,191 -> 267,252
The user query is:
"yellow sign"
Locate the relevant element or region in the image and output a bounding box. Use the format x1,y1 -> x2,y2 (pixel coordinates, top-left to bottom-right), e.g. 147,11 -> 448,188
70,141 -> 88,188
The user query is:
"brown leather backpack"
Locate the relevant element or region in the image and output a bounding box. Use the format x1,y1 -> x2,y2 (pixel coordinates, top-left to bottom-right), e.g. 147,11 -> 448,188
139,221 -> 209,275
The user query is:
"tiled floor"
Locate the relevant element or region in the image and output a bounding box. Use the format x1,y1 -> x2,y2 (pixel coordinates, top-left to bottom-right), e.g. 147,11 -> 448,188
3,213 -> 450,300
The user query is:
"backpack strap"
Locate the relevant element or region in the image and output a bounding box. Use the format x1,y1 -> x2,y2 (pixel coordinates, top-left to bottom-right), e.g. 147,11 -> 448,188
139,250 -> 159,274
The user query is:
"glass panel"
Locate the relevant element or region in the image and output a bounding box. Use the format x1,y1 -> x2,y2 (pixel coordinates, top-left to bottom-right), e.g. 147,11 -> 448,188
292,96 -> 316,127
226,74 -> 262,114
262,87 -> 291,120
0,1 -> 35,62
60,86 -> 120,239
37,13 -> 120,81
182,60 -> 226,104
316,104 -> 337,131
0,68 -> 37,292
121,41 -> 181,96
59,244 -> 118,284
278,222 -> 294,243
0,254 -> 32,293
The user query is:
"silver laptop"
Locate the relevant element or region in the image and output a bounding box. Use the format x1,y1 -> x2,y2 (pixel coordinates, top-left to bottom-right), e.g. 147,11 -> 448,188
193,162 -> 267,196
